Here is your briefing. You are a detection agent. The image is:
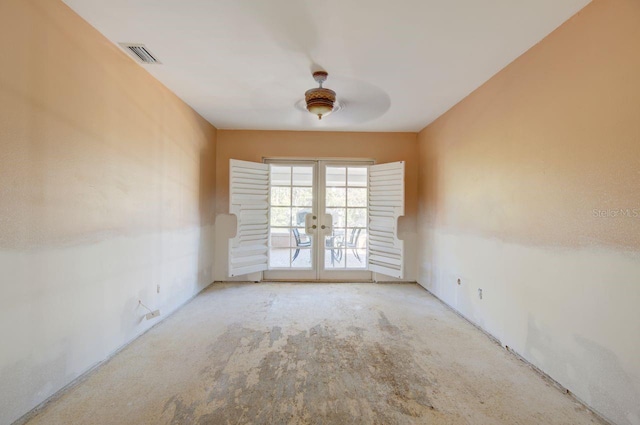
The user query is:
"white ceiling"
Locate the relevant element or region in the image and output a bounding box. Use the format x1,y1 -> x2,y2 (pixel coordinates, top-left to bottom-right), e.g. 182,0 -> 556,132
63,0 -> 590,132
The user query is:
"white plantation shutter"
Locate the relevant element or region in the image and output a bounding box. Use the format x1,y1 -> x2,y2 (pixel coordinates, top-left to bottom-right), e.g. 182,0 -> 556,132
228,159 -> 270,277
368,161 -> 405,279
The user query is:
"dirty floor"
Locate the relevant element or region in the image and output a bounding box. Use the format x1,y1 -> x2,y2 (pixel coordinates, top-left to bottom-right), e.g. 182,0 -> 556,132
24,283 -> 604,425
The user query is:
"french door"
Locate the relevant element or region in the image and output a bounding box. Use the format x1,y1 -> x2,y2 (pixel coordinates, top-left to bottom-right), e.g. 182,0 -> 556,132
228,159 -> 404,281
263,160 -> 372,281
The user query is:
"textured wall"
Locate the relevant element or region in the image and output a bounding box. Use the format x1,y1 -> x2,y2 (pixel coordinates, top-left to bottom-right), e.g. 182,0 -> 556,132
417,1 -> 640,424
215,130 -> 418,281
0,1 -> 217,423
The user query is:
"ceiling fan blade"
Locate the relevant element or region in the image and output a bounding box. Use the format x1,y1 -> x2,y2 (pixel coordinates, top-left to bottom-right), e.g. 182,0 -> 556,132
242,0 -> 319,56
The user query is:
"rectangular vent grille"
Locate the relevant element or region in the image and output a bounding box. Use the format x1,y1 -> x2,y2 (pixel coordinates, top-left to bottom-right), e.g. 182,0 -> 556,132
119,43 -> 161,64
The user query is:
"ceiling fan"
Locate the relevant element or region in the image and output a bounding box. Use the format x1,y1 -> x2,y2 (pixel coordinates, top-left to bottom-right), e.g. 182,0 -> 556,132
298,70 -> 390,126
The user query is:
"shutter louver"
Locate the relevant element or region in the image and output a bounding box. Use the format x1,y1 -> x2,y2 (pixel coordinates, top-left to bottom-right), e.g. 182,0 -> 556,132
228,160 -> 270,277
368,161 -> 405,279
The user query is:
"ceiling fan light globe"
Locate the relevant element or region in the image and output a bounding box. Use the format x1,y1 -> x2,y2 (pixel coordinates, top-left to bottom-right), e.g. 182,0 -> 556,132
307,104 -> 333,120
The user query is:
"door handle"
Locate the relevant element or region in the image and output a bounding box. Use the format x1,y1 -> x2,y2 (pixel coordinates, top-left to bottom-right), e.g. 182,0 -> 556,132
322,213 -> 333,233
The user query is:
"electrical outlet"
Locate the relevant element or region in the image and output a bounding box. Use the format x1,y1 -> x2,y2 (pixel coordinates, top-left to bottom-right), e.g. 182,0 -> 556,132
457,278 -> 461,285
478,288 -> 483,300
157,285 -> 160,294
145,309 -> 160,320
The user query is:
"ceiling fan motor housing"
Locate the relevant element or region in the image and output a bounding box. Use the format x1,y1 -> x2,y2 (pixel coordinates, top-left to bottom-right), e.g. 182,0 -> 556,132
305,71 -> 335,120
305,87 -> 336,119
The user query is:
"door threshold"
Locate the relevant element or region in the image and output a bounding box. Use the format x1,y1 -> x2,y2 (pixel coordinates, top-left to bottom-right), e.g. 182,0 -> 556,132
260,279 -> 374,283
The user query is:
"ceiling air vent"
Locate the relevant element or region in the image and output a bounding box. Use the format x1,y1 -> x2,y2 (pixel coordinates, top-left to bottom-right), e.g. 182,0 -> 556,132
119,43 -> 161,64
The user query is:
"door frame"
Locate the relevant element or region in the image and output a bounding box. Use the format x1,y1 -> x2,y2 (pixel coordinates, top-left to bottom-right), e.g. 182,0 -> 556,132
262,157 -> 374,282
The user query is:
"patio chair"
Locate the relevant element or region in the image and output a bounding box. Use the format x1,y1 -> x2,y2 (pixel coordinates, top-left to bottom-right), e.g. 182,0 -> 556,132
292,228 -> 311,261
346,228 -> 362,262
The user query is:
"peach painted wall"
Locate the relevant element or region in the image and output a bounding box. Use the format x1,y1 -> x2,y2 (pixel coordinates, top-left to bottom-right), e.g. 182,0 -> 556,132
417,1 -> 640,424
215,130 -> 418,280
0,1 -> 217,423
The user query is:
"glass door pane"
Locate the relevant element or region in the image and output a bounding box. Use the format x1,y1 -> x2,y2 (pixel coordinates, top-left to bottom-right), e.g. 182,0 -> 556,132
324,166 -> 368,270
320,163 -> 371,280
267,165 -> 314,270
